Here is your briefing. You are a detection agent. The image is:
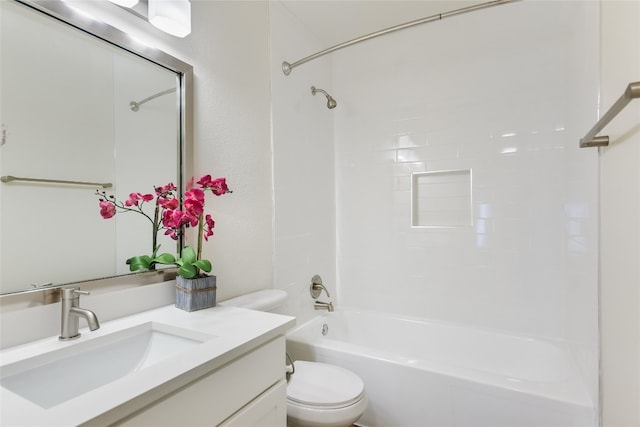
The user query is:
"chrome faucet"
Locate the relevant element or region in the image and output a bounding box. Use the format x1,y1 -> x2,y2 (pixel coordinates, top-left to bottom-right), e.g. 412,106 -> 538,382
314,301 -> 334,312
59,288 -> 100,341
310,275 -> 334,312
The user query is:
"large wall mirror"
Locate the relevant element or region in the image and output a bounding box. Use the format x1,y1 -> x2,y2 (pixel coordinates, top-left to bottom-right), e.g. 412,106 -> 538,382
0,0 -> 193,296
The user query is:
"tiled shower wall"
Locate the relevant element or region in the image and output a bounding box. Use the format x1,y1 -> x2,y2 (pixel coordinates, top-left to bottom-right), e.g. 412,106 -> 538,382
332,0 -> 599,379
272,0 -> 600,405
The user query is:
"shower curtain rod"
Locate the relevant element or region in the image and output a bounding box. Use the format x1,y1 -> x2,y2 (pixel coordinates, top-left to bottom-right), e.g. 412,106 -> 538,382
282,0 -> 517,76
130,87 -> 176,112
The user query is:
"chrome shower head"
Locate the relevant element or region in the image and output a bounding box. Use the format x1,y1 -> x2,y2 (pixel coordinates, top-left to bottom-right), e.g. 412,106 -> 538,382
326,96 -> 337,109
311,86 -> 337,109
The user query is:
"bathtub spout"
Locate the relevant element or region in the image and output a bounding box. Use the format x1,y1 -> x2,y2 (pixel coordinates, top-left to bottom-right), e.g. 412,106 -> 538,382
314,301 -> 334,312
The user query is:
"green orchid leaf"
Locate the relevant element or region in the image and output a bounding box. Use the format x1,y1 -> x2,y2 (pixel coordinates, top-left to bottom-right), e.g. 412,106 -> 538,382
181,246 -> 197,264
127,255 -> 153,272
154,253 -> 176,264
194,259 -> 212,273
178,263 -> 197,279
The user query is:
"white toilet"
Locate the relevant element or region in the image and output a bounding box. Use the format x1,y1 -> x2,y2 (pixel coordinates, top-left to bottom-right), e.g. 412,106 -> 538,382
220,290 -> 367,427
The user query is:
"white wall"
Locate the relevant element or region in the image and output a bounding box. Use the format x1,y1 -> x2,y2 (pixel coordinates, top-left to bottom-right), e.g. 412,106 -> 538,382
186,2 -> 273,301
600,1 -> 640,425
270,2 -> 336,324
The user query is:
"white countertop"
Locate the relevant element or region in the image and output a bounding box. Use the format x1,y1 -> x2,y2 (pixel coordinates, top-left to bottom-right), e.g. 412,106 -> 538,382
0,304 -> 295,426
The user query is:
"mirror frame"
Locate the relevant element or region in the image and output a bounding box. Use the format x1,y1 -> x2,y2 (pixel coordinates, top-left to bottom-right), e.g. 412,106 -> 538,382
1,0 -> 193,304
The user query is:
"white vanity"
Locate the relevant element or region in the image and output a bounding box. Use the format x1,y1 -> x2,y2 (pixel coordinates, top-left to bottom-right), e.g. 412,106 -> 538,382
0,304 -> 295,426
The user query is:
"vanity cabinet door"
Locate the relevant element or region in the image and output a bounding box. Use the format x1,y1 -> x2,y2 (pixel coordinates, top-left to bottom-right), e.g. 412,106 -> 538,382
112,336 -> 285,427
219,379 -> 287,427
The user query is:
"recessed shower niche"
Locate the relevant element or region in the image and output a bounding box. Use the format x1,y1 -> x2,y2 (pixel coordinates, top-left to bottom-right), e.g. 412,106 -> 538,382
411,169 -> 472,228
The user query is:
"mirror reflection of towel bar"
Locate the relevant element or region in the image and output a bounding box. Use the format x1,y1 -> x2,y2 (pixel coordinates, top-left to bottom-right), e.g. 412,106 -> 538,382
130,88 -> 176,112
0,175 -> 112,188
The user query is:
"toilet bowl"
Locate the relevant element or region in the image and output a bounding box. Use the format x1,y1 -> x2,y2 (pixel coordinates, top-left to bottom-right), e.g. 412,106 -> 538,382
286,361 -> 367,427
220,290 -> 367,427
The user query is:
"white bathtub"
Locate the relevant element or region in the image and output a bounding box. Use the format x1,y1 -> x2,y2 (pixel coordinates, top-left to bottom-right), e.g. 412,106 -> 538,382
286,309 -> 596,427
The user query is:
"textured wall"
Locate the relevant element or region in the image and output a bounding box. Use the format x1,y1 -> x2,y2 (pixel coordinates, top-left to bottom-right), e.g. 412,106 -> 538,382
600,1 -> 640,425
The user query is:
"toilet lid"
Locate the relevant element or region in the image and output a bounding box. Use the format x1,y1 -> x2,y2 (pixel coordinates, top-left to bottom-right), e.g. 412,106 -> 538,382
287,361 -> 365,409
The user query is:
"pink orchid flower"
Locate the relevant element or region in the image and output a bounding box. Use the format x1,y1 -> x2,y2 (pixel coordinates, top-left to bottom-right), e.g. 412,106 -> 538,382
99,201 -> 116,219
203,214 -> 215,241
162,209 -> 184,229
125,192 -> 154,207
197,175 -> 230,196
155,183 -> 177,195
159,196 -> 179,210
184,188 -> 205,216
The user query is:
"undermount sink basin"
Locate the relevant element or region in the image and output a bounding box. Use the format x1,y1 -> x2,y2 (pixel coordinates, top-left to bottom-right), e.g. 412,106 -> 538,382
1,322 -> 215,408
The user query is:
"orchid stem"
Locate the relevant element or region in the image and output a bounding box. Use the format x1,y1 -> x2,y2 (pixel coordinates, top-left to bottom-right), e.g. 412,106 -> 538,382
197,213 -> 204,265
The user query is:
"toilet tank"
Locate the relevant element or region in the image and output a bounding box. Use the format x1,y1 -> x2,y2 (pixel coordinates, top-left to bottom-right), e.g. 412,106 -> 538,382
219,289 -> 287,312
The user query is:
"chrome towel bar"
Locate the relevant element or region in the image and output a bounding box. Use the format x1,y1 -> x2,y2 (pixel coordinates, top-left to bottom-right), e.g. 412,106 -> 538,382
0,175 -> 113,188
580,81 -> 640,148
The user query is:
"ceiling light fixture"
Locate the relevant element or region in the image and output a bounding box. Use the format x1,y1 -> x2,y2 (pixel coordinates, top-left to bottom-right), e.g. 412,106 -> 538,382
148,0 -> 191,38
108,0 -> 191,38
108,0 -> 140,8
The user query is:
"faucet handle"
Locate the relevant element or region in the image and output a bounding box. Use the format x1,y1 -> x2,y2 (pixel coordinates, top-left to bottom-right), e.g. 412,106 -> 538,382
61,287 -> 90,300
310,274 -> 330,299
